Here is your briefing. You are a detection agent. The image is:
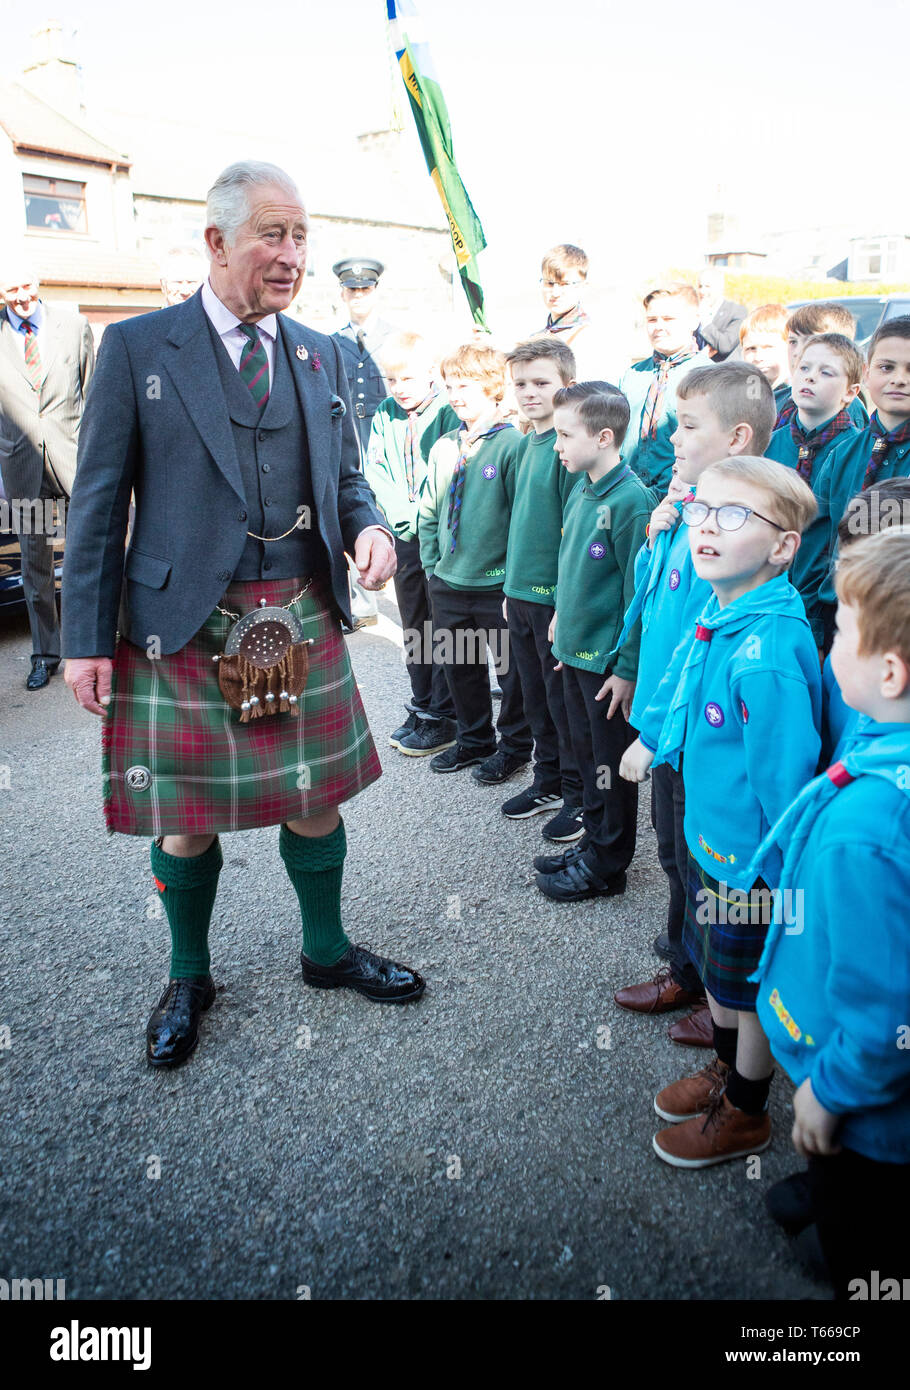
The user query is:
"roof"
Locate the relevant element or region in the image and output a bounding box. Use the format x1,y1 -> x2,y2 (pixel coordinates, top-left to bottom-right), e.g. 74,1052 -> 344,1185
26,236 -> 160,289
0,80 -> 130,168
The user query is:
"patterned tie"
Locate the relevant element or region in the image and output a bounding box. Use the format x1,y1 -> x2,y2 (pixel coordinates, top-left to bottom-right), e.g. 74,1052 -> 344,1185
22,321 -> 42,390
237,324 -> 270,408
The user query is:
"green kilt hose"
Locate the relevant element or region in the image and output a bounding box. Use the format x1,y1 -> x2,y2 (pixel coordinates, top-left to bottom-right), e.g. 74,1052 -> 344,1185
102,574 -> 381,836
682,852 -> 773,1012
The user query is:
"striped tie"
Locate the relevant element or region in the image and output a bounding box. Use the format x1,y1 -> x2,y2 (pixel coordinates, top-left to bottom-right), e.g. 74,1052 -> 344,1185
237,323 -> 270,408
22,322 -> 42,390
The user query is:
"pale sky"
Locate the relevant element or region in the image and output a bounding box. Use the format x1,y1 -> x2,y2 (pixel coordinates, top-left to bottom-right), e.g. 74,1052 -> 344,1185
1,0 -> 906,310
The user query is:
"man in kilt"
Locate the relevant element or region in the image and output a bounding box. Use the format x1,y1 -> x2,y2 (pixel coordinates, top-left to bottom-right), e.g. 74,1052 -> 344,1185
62,161 -> 425,1068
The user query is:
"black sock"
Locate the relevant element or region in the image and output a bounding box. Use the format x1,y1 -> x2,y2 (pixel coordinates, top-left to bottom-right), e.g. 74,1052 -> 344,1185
712,1023 -> 738,1069
726,1065 -> 773,1115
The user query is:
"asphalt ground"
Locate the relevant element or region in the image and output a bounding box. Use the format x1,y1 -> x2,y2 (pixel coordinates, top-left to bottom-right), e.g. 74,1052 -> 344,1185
0,592 -> 825,1301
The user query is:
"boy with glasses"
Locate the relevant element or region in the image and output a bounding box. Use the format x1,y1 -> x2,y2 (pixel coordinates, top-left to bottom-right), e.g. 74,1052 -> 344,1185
621,457 -> 822,1166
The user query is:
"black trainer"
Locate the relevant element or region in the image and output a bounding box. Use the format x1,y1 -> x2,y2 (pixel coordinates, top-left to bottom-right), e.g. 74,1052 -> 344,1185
390,710 -> 420,748
501,786 -> 562,819
541,805 -> 585,842
398,716 -> 457,757
533,841 -> 587,874
430,743 -> 496,773
471,748 -> 531,785
536,858 -> 627,903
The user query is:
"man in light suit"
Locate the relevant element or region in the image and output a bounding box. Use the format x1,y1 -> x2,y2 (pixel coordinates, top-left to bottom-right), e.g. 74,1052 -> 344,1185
0,266 -> 94,687
63,161 -> 425,1070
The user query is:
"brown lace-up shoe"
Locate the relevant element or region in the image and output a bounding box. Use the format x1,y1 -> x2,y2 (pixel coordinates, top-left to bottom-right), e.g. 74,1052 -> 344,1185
667,1003 -> 714,1048
653,1091 -> 771,1168
654,1057 -> 729,1122
613,966 -> 705,1014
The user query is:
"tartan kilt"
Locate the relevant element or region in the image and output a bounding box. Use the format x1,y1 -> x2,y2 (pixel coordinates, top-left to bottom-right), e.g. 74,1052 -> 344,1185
681,852 -> 773,1011
102,573 -> 381,836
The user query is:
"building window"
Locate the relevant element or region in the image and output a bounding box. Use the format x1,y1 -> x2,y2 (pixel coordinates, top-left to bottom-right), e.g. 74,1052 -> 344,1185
23,174 -> 87,233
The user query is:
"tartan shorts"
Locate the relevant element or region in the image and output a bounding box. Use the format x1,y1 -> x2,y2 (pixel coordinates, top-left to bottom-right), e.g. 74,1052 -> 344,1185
101,574 -> 381,836
682,852 -> 773,1012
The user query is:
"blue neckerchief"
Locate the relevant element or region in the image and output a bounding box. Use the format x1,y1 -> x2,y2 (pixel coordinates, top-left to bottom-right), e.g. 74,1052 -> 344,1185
608,494 -> 693,657
748,721 -> 910,978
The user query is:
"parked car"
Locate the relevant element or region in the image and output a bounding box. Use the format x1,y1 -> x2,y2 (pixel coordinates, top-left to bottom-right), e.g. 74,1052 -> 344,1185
787,293 -> 910,351
0,490 -> 64,616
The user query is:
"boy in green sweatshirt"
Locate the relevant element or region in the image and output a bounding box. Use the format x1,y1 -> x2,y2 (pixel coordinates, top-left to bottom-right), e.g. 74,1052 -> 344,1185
364,331 -> 460,755
417,343 -> 532,779
534,384 -> 655,902
502,337 -> 587,841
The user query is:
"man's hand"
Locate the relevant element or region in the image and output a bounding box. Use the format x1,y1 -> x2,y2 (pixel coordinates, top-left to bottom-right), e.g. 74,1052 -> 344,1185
595,674 -> 635,720
65,657 -> 113,716
792,1077 -> 842,1158
353,528 -> 396,590
619,736 -> 655,782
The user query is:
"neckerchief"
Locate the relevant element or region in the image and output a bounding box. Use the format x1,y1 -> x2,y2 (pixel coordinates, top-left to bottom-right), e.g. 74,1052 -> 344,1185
640,341 -> 700,442
747,721 -> 910,979
789,410 -> 853,483
655,574 -> 809,769
775,395 -> 797,431
403,390 -> 440,502
541,306 -> 589,336
863,412 -> 910,488
446,421 -> 511,553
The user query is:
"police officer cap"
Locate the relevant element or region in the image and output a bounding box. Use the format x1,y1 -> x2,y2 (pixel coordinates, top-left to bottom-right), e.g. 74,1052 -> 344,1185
332,257 -> 384,288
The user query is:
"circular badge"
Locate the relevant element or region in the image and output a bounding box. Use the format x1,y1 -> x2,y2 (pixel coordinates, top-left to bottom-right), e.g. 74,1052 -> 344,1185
482,463 -> 497,480
704,702 -> 725,728
668,568 -> 681,591
125,765 -> 151,792
588,541 -> 606,559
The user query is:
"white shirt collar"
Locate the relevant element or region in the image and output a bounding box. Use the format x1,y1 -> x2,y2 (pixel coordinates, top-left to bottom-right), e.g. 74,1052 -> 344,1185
200,278 -> 277,341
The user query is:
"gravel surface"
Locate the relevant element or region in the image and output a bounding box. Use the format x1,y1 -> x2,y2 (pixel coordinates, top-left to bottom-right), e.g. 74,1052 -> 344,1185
0,595 -> 826,1300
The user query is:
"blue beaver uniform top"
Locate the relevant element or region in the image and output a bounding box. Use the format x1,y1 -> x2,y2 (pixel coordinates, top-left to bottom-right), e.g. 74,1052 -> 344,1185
751,719 -> 910,1162
642,573 -> 822,890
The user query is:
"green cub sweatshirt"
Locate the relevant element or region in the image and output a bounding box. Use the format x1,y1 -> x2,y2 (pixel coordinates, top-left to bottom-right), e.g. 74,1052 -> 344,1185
552,460 -> 655,677
417,423 -> 524,589
504,427 -> 579,604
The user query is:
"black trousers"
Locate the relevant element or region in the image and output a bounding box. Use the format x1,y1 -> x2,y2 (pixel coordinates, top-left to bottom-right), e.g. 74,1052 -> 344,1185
561,663 -> 638,878
507,596 -> 583,802
428,575 -> 532,755
393,537 -> 455,720
808,1148 -> 910,1301
651,758 -> 702,991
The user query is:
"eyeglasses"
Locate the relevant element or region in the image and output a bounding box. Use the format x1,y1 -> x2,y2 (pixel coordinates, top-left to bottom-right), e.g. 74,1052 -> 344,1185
539,279 -> 584,289
681,500 -> 785,532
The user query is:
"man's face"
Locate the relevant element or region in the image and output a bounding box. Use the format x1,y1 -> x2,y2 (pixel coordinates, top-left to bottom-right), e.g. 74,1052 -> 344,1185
541,274 -> 583,320
741,331 -> 788,387
386,360 -> 434,412
2,278 -> 39,319
645,295 -> 698,355
554,405 -> 600,474
688,474 -> 792,587
671,392 -> 738,482
206,182 -> 307,321
792,343 -> 856,422
697,273 -> 722,311
865,336 -> 910,425
161,269 -> 202,307
510,358 -> 568,425
341,283 -> 377,325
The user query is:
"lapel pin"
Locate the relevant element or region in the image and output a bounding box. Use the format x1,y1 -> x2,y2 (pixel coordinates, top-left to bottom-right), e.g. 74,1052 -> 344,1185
296,344 -> 308,361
